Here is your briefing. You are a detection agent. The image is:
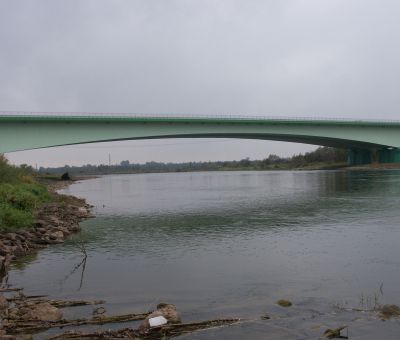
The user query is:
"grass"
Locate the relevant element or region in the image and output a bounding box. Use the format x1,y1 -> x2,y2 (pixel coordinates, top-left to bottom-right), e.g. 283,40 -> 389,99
0,155 -> 52,231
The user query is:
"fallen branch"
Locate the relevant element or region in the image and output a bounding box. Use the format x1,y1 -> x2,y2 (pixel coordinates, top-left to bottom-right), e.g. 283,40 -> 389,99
48,318 -> 242,339
50,299 -> 105,308
7,294 -> 47,302
5,312 -> 152,334
0,287 -> 23,292
17,298 -> 105,308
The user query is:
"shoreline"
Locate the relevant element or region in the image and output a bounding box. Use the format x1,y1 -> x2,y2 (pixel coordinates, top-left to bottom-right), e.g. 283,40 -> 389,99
0,178 -> 93,283
38,162 -> 400,178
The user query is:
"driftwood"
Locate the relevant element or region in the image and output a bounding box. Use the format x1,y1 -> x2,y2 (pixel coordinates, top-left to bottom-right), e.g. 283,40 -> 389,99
0,287 -> 23,292
7,294 -> 48,302
48,318 -> 242,339
5,312 -> 152,334
49,299 -> 105,308
14,298 -> 105,308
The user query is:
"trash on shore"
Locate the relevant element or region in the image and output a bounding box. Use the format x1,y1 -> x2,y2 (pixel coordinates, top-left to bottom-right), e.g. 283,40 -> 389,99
149,315 -> 168,327
0,293 -> 242,340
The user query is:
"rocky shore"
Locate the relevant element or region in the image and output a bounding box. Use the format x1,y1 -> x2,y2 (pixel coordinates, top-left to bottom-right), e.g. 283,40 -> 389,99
0,187 -> 92,278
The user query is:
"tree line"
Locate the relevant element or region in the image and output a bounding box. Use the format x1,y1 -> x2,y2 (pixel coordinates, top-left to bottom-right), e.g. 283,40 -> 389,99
38,146 -> 348,175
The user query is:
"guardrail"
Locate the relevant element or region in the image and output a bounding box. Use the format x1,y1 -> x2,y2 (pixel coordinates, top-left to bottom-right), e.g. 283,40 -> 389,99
0,111 -> 399,124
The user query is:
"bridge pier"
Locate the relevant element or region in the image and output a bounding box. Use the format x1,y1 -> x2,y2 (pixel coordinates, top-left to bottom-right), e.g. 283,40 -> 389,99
348,149 -> 372,165
348,148 -> 400,165
378,148 -> 400,163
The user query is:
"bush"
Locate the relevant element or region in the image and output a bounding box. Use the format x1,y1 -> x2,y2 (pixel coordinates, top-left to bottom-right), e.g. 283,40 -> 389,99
0,155 -> 52,230
0,203 -> 34,230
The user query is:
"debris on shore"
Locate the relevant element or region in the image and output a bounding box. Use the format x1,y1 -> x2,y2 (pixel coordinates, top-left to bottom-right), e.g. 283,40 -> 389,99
0,291 -> 242,340
48,318 -> 242,340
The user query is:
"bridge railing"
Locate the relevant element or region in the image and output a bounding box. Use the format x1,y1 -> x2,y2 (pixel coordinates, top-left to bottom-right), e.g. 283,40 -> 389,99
0,111 -> 400,124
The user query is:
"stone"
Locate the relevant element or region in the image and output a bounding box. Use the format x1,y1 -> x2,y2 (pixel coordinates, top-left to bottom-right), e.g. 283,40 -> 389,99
0,295 -> 8,310
15,234 -> 26,242
13,245 -> 26,256
379,304 -> 400,320
6,233 -> 17,241
16,336 -> 33,340
76,207 -> 89,218
35,228 -> 47,234
323,326 -> 348,339
0,335 -> 16,340
276,299 -> 292,307
21,303 -> 63,322
48,231 -> 64,240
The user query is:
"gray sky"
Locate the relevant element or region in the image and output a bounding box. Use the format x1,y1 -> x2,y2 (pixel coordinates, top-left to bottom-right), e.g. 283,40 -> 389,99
1,0 -> 400,166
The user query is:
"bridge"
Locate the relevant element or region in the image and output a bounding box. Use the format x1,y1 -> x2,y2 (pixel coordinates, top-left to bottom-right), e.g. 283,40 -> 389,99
1,112 -> 400,165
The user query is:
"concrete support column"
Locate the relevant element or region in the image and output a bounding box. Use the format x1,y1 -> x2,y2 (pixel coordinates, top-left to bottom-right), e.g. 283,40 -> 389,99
379,148 -> 400,163
347,149 -> 372,165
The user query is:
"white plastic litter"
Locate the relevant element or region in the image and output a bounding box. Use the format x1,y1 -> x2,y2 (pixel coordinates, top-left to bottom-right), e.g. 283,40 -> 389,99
149,315 -> 168,327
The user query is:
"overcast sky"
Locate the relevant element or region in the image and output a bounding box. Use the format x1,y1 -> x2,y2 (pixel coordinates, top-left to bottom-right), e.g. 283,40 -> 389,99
1,0 -> 400,167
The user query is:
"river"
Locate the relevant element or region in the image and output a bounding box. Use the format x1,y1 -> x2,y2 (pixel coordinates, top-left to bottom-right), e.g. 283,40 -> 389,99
8,170 -> 400,339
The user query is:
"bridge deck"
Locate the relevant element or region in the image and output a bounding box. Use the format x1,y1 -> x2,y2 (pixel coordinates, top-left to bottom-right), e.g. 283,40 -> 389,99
1,112 -> 400,127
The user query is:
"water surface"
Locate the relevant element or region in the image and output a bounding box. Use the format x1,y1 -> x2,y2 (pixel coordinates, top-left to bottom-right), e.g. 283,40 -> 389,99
8,171 -> 400,338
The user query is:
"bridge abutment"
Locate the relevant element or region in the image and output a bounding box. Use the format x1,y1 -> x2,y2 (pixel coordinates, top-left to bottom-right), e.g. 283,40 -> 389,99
348,149 -> 372,165
348,148 -> 400,165
378,148 -> 400,163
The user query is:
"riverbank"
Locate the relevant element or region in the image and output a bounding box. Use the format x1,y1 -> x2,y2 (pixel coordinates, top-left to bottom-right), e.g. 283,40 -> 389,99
0,178 -> 93,280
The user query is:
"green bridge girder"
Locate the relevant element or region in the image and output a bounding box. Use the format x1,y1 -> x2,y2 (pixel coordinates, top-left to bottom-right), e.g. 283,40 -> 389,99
1,113 -> 400,165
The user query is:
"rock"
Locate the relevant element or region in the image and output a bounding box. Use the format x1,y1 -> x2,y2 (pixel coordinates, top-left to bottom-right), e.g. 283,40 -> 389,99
59,228 -> 70,237
35,228 -> 47,234
15,234 -> 26,242
0,256 -> 5,271
93,307 -> 106,315
47,216 -> 61,226
0,295 -> 8,310
70,225 -> 81,232
35,220 -> 47,228
6,233 -> 17,241
75,207 -> 89,218
48,231 -> 64,240
0,247 -> 9,256
16,335 -> 33,340
379,304 -> 400,320
276,299 -> 292,307
13,245 -> 26,256
139,303 -> 181,333
323,326 -> 348,339
21,303 -> 63,322
0,335 -> 16,340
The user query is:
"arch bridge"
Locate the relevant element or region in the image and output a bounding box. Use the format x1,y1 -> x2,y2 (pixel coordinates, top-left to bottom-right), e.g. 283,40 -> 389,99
1,113 -> 400,165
